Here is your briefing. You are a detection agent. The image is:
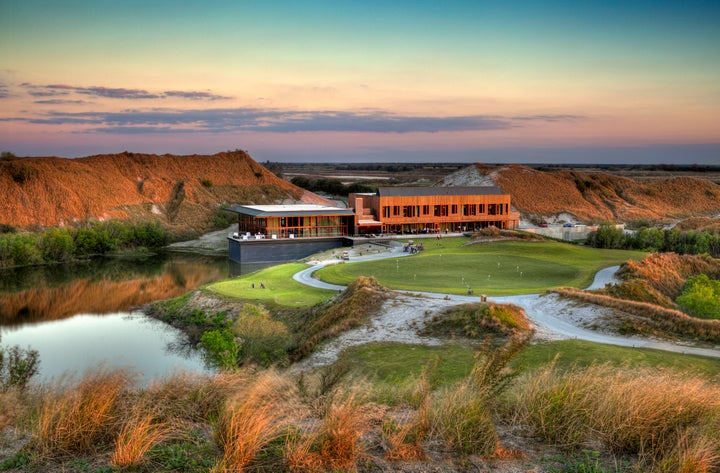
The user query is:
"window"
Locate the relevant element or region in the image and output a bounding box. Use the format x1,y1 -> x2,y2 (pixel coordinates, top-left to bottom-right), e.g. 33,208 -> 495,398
451,204 -> 458,214
422,205 -> 429,215
393,206 -> 400,216
383,206 -> 390,218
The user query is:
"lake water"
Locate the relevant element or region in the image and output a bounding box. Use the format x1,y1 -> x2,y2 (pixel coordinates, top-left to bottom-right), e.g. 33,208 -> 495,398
0,253 -> 259,384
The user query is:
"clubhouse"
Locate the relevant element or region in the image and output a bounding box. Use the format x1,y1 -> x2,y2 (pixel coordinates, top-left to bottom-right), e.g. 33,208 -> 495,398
225,186 -> 519,263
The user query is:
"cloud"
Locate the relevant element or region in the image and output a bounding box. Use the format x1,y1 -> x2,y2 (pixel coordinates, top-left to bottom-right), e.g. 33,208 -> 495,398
19,83 -> 231,101
0,85 -> 9,99
6,107 -> 585,134
34,99 -> 91,105
163,90 -> 231,100
47,84 -> 162,99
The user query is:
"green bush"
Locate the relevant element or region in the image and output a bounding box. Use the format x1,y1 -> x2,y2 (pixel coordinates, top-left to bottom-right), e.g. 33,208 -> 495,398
39,228 -> 75,262
199,329 -> 240,370
0,335 -> 40,390
677,274 -> 720,319
0,220 -> 170,267
233,304 -> 291,366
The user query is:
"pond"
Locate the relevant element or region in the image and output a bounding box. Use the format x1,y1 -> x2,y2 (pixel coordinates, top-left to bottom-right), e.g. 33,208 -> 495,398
0,253 -> 262,384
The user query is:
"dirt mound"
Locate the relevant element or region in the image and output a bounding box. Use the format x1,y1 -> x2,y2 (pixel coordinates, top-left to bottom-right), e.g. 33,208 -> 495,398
442,164 -> 720,223
0,151 -> 332,234
293,276 -> 391,360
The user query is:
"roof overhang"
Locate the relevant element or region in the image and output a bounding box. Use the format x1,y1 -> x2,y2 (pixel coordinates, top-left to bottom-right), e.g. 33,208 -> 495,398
224,204 -> 355,218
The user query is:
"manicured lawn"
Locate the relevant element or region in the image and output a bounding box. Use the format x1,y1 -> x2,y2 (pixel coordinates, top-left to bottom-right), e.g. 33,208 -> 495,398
341,339 -> 720,387
316,238 -> 645,295
208,263 -> 336,308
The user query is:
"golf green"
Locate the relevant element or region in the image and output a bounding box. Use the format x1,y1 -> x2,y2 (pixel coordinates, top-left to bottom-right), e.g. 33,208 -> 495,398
316,239 -> 644,295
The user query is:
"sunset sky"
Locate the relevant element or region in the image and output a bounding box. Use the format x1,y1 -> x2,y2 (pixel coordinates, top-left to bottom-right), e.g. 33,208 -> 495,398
1,0 -> 719,163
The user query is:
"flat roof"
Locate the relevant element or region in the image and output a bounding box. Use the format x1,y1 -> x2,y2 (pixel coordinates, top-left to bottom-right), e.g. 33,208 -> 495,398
224,204 -> 355,217
376,186 -> 503,197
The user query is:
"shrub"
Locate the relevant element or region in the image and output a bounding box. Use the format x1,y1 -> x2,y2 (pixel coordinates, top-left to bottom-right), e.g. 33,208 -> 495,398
200,329 -> 241,370
233,304 -> 291,366
39,228 -> 75,262
0,335 -> 40,390
676,274 -> 720,319
200,178 -> 213,188
6,161 -> 38,183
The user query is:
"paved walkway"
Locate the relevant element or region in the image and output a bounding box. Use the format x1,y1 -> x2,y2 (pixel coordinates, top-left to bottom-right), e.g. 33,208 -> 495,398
293,247 -> 720,360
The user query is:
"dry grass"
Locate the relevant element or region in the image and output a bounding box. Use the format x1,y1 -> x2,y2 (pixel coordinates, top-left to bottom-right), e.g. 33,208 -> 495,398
0,389 -> 25,431
382,374 -> 431,461
615,253 -> 720,299
0,151 -> 304,233
431,381 -> 499,456
284,386 -> 370,472
32,369 -> 133,458
511,363 -> 720,471
143,372 -> 234,424
111,411 -> 170,467
494,164 -> 720,222
556,287 -> 720,342
213,370 -> 299,472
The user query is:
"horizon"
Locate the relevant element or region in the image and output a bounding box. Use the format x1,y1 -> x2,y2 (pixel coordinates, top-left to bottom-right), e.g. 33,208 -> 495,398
1,1 -> 719,164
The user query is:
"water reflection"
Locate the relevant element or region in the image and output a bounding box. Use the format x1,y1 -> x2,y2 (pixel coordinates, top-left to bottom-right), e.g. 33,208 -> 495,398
0,252 -> 277,383
0,253 -> 228,328
0,311 -> 213,384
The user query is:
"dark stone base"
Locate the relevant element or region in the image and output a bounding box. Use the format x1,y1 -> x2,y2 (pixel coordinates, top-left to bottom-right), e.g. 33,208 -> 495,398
228,237 -> 351,264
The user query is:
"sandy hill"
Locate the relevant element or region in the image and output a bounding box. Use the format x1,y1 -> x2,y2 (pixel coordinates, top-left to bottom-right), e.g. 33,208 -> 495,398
440,164 -> 720,224
0,151 -> 332,234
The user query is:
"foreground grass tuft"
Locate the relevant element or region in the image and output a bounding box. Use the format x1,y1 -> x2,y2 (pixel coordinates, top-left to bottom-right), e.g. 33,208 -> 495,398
512,363 -> 720,470
33,369 -> 133,458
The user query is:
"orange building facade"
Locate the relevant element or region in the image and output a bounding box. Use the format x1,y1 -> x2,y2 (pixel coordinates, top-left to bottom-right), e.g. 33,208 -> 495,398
349,186 -> 519,234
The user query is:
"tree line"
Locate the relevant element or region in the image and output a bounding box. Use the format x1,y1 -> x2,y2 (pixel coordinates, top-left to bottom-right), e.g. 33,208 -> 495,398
290,176 -> 374,196
0,220 -> 169,268
587,224 -> 720,257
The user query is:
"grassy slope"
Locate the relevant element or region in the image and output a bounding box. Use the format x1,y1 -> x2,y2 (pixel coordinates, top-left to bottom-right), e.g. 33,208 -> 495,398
317,238 -> 646,295
208,263 -> 335,308
343,340 -> 720,388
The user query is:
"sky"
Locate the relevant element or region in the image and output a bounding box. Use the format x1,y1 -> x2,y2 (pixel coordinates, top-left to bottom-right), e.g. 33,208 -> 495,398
1,0 -> 719,164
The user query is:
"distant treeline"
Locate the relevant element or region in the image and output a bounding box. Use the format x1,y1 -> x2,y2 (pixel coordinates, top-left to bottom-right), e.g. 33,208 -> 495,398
0,220 -> 169,268
587,225 -> 720,257
290,176 -> 374,196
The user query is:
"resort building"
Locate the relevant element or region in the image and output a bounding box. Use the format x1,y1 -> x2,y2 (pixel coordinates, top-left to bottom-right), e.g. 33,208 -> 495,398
225,186 -> 519,263
349,186 -> 519,235
225,204 -> 355,239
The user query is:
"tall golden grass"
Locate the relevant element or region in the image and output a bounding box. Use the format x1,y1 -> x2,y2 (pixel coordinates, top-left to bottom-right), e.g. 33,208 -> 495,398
213,370 -> 299,473
32,369 -> 133,457
512,363 -> 720,471
284,386 -> 371,472
4,350 -> 719,471
111,411 -> 170,467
